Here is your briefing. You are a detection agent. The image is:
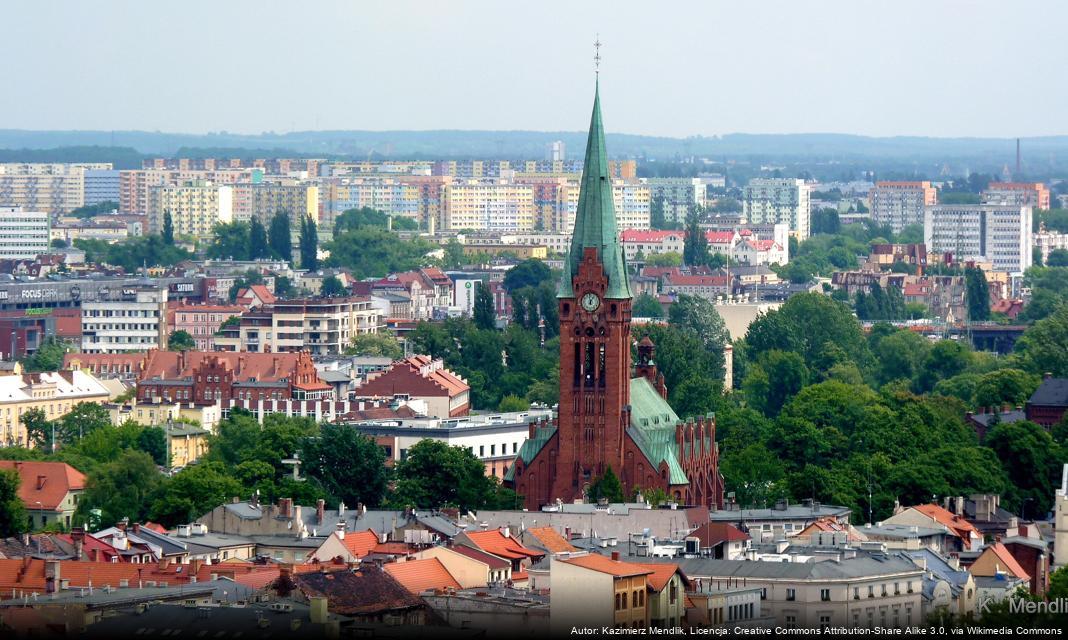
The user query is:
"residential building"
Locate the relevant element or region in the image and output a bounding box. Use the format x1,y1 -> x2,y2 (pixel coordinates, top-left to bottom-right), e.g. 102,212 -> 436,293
866,243 -> 928,272
234,283 -> 276,309
642,177 -> 708,224
709,500 -> 852,542
883,502 -> 982,552
319,175 -> 445,232
660,271 -> 729,300
288,567 -> 433,625
385,557 -> 463,595
635,562 -> 688,628
981,182 -> 1051,210
550,552 -> 652,632
163,422 -> 211,468
167,303 -> 244,351
742,178 -> 812,240
444,181 -> 536,232
1001,536 -> 1050,596
0,207 -> 49,260
0,461 -> 86,530
215,297 -> 382,356
306,527 -> 380,563
355,355 -> 470,418
924,204 -> 1032,273
0,163 -> 109,214
462,243 -> 548,259
370,269 -> 452,320
473,504 -> 711,542
230,182 -> 318,236
135,350 -> 333,406
1055,464 -> 1068,571
869,182 -> 937,234
1033,227 -> 1068,265
147,181 -> 234,241
80,286 -> 168,353
1025,375 -> 1068,428
118,168 -> 253,214
684,522 -> 752,560
620,229 -> 686,260
82,169 -> 121,206
0,369 -> 112,447
50,219 -> 128,245
412,545 -> 508,588
454,528 -> 544,587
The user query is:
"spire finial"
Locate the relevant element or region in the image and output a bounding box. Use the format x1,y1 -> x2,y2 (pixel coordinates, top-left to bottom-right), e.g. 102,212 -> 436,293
594,35 -> 602,76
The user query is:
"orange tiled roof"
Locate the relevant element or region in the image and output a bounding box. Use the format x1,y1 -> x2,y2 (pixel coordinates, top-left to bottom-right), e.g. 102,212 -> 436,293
979,543 -> 1031,581
462,530 -> 543,561
372,542 -> 413,555
525,527 -> 578,553
634,563 -> 684,592
384,558 -> 461,594
0,461 -> 85,511
559,554 -> 653,578
340,529 -> 380,559
913,504 -> 979,547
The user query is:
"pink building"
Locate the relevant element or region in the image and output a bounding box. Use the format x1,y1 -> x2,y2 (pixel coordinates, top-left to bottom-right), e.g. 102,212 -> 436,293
168,303 -> 245,351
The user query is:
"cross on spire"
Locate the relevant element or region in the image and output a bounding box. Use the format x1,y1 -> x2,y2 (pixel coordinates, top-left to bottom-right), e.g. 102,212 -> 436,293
594,35 -> 602,75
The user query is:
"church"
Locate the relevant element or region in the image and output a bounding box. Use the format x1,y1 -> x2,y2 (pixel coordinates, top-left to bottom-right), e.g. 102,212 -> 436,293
503,83 -> 724,511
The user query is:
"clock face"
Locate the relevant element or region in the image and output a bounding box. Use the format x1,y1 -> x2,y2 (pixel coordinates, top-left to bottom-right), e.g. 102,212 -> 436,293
580,292 -> 601,312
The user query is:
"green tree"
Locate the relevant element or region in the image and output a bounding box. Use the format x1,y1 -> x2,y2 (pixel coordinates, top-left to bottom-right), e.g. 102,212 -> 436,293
872,329 -> 931,385
0,468 -> 28,536
325,227 -> 434,278
1047,249 -> 1068,267
150,462 -> 243,527
77,450 -> 163,529
299,215 -> 319,270
473,282 -> 496,330
743,350 -> 809,416
1015,305 -> 1068,377
168,330 -> 196,352
207,221 -> 251,261
503,259 -> 552,293
650,194 -> 667,229
162,210 -> 174,245
50,238 -> 68,249
248,217 -> 269,259
668,294 -> 730,353
137,427 -> 168,466
268,210 -> 292,262
965,267 -> 991,321
985,420 -> 1059,513
346,330 -> 403,359
632,293 -> 664,318
21,337 -> 69,372
974,369 -> 1040,409
683,207 -> 709,267
497,395 -> 529,412
719,443 -> 786,508
389,439 -> 509,510
21,409 -> 53,450
645,252 -> 683,268
303,424 -> 390,508
441,239 -> 466,269
319,275 -> 346,297
587,466 -> 625,503
745,292 -> 869,375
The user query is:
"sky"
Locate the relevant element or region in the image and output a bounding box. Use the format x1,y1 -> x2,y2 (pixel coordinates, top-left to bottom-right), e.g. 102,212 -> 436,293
2,0 -> 1066,138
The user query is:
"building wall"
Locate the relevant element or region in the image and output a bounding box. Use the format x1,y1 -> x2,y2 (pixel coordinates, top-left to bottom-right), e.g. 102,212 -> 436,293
81,288 -> 168,353
0,163 -> 108,213
869,182 -> 938,234
742,179 -> 811,240
924,204 -> 1032,273
147,182 -> 234,240
413,546 -> 492,588
0,207 -> 49,259
549,560 -> 616,633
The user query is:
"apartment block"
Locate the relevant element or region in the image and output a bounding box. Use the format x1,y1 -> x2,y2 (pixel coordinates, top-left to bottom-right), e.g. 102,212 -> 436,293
742,178 -> 812,240
168,303 -> 246,351
443,181 -> 536,232
924,204 -> 1033,273
0,207 -> 50,259
981,182 -> 1051,210
1034,228 -> 1068,265
215,297 -> 382,356
83,169 -> 121,206
870,181 -> 938,234
119,168 -> 256,214
319,175 -> 443,232
81,286 -> 169,354
0,163 -> 110,214
642,177 -> 709,223
231,182 -> 318,247
147,181 -> 234,240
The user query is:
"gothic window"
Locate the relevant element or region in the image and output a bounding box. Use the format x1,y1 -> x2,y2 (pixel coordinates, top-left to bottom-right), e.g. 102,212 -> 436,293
584,343 -> 594,386
598,344 -> 606,387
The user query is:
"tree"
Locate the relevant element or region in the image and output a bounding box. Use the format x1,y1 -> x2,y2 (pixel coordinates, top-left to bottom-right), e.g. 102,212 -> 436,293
21,409 -> 52,450
965,267 -> 990,322
50,238 -> 67,249
346,331 -> 403,360
389,440 -> 509,510
0,468 -> 28,536
77,450 -> 163,529
299,215 -> 319,270
473,282 -> 496,330
668,294 -> 730,353
319,275 -> 346,297
303,425 -> 390,508
872,329 -> 931,385
268,211 -> 292,262
1015,305 -> 1068,377
21,337 -> 69,372
632,293 -> 664,318
325,228 -> 434,278
168,330 -> 196,352
650,194 -> 667,229
587,466 -> 625,503
162,210 -> 174,245
441,239 -> 466,269
985,420 -> 1059,513
206,222 -> 251,261
745,293 -> 869,375
498,395 -> 529,412
150,462 -> 243,527
1048,249 -> 1068,267
644,252 -> 683,267
248,217 -> 269,259
743,350 -> 809,416
503,259 -> 552,293
137,427 -> 168,466
974,369 -> 1040,409
683,207 -> 710,267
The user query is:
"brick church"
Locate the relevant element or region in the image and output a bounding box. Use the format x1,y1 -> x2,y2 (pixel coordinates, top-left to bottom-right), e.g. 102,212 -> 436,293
504,84 -> 724,510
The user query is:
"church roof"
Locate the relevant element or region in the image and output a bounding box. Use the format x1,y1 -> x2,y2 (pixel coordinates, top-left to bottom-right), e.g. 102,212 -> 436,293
503,424 -> 557,482
560,82 -> 631,300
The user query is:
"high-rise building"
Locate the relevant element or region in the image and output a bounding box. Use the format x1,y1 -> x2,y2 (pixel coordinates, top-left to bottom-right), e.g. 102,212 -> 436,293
502,84 -> 723,511
981,182 -> 1051,210
924,204 -> 1033,273
319,175 -> 442,232
742,178 -> 811,240
551,140 -> 566,162
231,182 -> 318,246
0,207 -> 50,260
119,168 -> 256,213
82,169 -> 122,206
0,163 -> 110,214
642,177 -> 709,224
81,286 -> 168,353
147,181 -> 234,241
443,181 -> 535,232
869,181 -> 938,234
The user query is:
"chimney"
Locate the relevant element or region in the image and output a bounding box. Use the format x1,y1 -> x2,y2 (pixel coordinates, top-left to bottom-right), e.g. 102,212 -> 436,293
1046,372 -> 1053,380
132,523 -> 141,535
116,519 -> 128,533
36,475 -> 46,490
338,501 -> 346,517
71,527 -> 85,560
335,521 -> 345,540
565,526 -> 572,540
611,551 -> 620,561
316,499 -> 325,526
955,496 -> 964,517
502,526 -> 510,539
528,421 -> 537,440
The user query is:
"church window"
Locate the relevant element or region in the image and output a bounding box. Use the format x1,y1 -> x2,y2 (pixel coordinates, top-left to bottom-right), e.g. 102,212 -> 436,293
598,344 -> 606,387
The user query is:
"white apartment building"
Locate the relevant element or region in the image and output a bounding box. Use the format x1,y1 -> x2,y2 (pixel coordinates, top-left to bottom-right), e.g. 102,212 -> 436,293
641,177 -> 709,223
81,287 -> 168,353
612,182 -> 652,231
924,204 -> 1032,273
147,181 -> 234,241
1034,228 -> 1068,265
0,163 -> 111,214
0,207 -> 50,259
742,178 -> 811,240
215,297 -> 382,356
444,181 -> 536,232
869,181 -> 937,234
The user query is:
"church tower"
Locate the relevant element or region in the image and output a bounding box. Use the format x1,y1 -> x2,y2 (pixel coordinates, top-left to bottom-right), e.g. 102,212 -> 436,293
553,82 -> 634,503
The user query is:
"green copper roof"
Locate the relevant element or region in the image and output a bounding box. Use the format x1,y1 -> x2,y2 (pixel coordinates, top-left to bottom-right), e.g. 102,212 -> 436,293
627,377 -> 688,486
560,82 -> 632,300
503,425 -> 558,482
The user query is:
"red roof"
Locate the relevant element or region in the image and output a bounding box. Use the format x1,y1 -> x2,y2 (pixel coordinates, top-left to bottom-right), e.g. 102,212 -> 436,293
634,563 -> 685,592
687,522 -> 750,547
236,284 -> 276,306
525,527 -> 578,553
747,239 -> 778,251
913,504 -> 979,548
139,350 -> 331,392
372,542 -> 413,556
384,558 -> 462,594
662,274 -> 728,287
461,530 -> 543,561
705,231 -> 736,244
559,554 -> 653,578
339,529 -> 380,559
0,461 -> 86,511
358,355 -> 469,400
449,544 -> 510,569
621,230 -> 684,243
980,543 -> 1031,581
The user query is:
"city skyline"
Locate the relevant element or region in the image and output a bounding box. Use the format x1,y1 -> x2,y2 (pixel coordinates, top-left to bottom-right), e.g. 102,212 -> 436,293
3,0 -> 1067,139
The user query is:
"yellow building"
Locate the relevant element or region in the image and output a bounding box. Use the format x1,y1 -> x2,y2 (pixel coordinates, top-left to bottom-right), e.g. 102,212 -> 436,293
443,181 -> 535,232
164,422 -> 211,468
462,243 -> 547,259
147,180 -> 234,240
0,370 -> 112,448
107,400 -> 221,432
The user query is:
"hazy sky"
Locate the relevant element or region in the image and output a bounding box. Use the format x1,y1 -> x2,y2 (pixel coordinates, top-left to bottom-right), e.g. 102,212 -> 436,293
3,1 -> 1065,138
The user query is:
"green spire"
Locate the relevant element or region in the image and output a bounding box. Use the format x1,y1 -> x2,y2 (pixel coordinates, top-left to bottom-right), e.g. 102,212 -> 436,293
560,82 -> 632,299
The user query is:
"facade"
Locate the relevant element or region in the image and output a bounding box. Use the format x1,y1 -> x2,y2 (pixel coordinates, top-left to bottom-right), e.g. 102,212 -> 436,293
1056,465 -> 1068,571
319,175 -> 445,231
214,296 -> 381,356
0,207 -> 50,259
0,461 -> 86,530
0,368 -> 111,447
147,181 -> 234,240
709,501 -> 852,542
355,355 -> 470,418
924,204 -> 1032,273
550,553 -> 652,632
81,286 -> 168,353
82,169 -> 121,206
503,87 -> 723,511
742,178 -> 812,240
230,182 -> 318,247
118,168 -> 253,214
1034,228 -> 1068,265
0,163 -> 109,214
1025,376 -> 1068,428
443,181 -> 536,232
168,303 -> 244,351
869,182 -> 937,234
981,182 -> 1051,210
641,177 -> 708,224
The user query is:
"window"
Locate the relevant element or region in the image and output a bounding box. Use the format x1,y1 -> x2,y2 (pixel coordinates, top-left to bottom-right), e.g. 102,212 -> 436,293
820,589 -> 830,602
615,593 -> 621,610
786,588 -> 796,601
632,591 -> 638,607
853,587 -> 859,600
669,581 -> 677,605
819,614 -> 831,631
784,614 -> 796,629
479,446 -> 484,457
868,585 -> 874,598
